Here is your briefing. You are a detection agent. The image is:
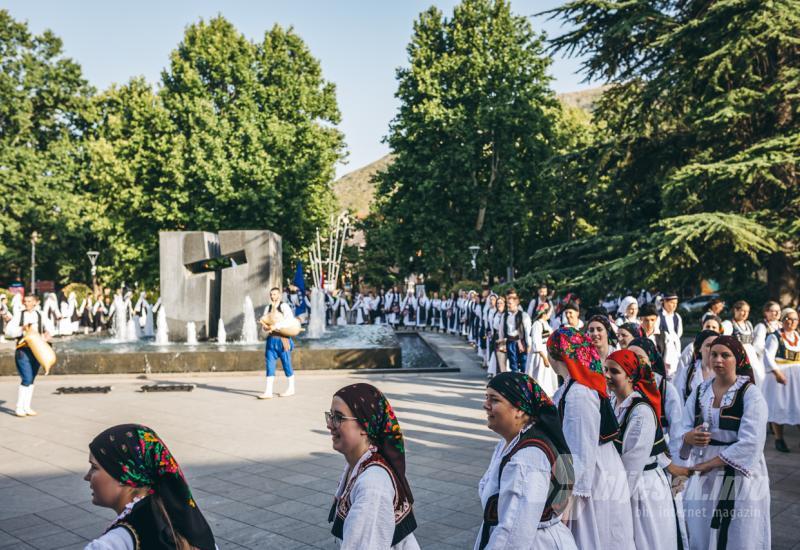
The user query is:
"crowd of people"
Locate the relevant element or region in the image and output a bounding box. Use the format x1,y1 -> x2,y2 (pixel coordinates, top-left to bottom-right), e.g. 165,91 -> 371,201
6,280 -> 794,549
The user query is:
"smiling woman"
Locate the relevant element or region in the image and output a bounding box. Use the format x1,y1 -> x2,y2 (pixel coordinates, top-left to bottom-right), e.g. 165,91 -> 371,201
326,383 -> 419,550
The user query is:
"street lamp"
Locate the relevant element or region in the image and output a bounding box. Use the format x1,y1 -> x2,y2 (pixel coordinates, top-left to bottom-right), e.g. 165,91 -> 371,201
87,250 -> 100,291
468,245 -> 480,272
30,231 -> 39,295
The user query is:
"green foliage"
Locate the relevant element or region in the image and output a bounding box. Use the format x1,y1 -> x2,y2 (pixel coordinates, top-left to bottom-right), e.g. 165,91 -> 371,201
0,12 -> 344,289
62,282 -> 92,302
366,0 -> 563,283
542,0 -> 800,302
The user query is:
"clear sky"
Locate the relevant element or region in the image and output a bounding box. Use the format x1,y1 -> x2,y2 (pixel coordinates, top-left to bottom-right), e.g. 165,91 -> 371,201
4,1 -> 595,177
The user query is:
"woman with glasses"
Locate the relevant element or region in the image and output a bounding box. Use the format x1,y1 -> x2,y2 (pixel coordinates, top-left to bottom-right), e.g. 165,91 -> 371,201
326,383 -> 419,549
475,372 -> 576,549
763,307 -> 800,452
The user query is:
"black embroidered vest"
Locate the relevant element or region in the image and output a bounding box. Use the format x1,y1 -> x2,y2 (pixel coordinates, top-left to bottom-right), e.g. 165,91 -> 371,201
558,380 -> 619,444
478,425 -> 573,550
693,382 -> 751,432
613,397 -> 668,458
328,453 -> 416,546
108,497 -> 176,550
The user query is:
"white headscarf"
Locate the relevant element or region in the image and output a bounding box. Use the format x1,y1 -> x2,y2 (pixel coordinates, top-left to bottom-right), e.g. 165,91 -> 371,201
617,295 -> 638,318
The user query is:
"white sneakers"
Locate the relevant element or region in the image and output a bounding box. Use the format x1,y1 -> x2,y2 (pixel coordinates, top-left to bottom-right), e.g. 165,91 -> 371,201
258,376 -> 295,399
15,385 -> 36,417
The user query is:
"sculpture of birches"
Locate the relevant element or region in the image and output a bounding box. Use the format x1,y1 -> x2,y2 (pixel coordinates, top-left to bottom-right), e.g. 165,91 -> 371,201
309,212 -> 350,293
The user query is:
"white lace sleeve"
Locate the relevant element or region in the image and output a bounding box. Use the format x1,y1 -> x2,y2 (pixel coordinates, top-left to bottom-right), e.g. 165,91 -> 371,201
719,386 -> 768,476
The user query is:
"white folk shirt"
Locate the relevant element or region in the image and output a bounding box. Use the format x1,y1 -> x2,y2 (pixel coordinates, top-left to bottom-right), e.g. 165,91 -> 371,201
334,449 -> 420,550
474,431 -> 577,550
4,309 -> 53,339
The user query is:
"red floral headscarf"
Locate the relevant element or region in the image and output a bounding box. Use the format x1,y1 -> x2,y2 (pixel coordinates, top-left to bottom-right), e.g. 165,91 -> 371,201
607,349 -> 662,427
547,326 -> 609,398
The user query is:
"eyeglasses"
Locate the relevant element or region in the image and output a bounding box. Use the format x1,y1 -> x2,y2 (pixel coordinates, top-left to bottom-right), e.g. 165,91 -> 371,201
786,317 -> 799,323
324,411 -> 358,428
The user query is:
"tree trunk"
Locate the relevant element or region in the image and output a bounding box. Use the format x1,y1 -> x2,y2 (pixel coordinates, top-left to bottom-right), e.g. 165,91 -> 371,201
767,251 -> 799,307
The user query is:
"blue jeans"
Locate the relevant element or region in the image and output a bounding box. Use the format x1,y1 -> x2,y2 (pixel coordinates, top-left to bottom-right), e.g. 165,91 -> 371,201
265,336 -> 294,377
16,347 -> 40,386
506,340 -> 527,373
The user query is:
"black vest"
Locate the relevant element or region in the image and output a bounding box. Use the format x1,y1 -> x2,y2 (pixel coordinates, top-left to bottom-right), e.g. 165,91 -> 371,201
731,321 -> 754,345
658,376 -> 669,429
478,425 -> 573,550
328,453 -> 416,546
613,397 -> 668,458
558,380 -> 620,444
693,382 -> 752,432
774,330 -> 800,362
109,497 -> 177,550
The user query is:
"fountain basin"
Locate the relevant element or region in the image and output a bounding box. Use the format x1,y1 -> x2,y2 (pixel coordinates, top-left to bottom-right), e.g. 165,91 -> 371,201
0,326 -> 422,375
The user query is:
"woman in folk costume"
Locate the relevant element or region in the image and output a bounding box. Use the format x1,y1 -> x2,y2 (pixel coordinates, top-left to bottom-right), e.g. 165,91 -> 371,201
444,292 -> 456,333
677,316 -> 723,374
615,295 -> 639,327
334,291 -> 351,326
326,383 -> 419,549
721,301 -> 765,385
483,294 -> 498,372
400,290 -> 416,328
752,300 -> 782,366
352,293 -> 366,325
547,327 -> 635,550
605,350 -> 682,550
475,372 -> 576,549
528,302 -> 558,396
762,307 -> 800,453
489,296 -> 508,377
416,291 -> 428,330
617,322 -> 644,349
627,338 -> 685,459
679,336 -> 770,550
77,294 -> 94,334
84,424 -> 216,550
585,314 -> 618,363
673,330 -> 720,406
430,291 -> 442,332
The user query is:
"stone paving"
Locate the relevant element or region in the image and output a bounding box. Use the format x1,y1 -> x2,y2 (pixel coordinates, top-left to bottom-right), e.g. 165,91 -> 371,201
0,332 -> 798,549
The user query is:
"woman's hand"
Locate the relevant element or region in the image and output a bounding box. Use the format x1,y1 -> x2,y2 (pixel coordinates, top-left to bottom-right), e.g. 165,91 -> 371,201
774,369 -> 788,385
683,426 -> 711,447
667,463 -> 691,478
691,456 -> 725,475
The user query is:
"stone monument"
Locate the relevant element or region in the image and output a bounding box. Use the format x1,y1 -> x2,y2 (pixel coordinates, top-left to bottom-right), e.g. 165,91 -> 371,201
159,230 -> 282,341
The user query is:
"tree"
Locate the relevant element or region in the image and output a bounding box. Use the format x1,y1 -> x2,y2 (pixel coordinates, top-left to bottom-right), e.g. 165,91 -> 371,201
0,10 -> 95,284
542,0 -> 800,303
159,17 -> 345,273
367,0 -> 562,283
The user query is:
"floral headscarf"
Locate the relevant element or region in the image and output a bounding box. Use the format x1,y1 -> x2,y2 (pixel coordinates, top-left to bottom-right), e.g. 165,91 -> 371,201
547,326 -> 609,398
607,350 -> 662,427
488,372 -> 571,457
710,335 -> 755,383
586,315 -> 618,346
629,337 -> 666,377
89,424 -> 215,550
334,383 -> 413,506
618,322 -> 644,343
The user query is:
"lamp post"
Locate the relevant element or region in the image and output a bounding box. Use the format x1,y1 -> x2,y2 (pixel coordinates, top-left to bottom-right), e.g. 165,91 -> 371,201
30,231 -> 39,295
87,250 -> 100,292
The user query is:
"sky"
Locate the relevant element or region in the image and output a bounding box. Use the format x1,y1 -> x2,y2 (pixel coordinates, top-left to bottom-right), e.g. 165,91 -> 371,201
4,1 -> 596,178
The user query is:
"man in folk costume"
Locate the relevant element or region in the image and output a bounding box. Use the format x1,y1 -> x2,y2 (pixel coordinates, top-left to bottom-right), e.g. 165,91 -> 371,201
498,291 -> 532,374
4,294 -> 54,417
258,287 -> 296,399
658,292 -> 683,378
526,283 -> 553,320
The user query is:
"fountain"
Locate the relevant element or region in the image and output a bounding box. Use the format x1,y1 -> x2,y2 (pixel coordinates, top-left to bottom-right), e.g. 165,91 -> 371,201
143,307 -> 155,338
240,296 -> 259,344
217,319 -> 227,344
186,322 -> 198,345
111,295 -> 134,341
155,307 -> 169,345
307,287 -> 326,339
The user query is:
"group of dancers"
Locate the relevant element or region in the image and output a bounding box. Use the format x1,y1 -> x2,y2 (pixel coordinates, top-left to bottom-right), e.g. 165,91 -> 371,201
0,289 -> 157,340
82,307 -> 780,549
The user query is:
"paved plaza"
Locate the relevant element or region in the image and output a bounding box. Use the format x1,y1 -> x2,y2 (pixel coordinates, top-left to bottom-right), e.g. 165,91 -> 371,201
0,333 -> 799,549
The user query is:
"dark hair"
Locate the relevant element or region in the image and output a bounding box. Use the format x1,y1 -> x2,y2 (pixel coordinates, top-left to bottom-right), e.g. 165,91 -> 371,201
564,301 -> 580,313
270,287 -> 280,293
763,300 -> 780,313
708,297 -> 724,308
732,300 -> 749,311
639,303 -> 658,318
24,293 -> 40,301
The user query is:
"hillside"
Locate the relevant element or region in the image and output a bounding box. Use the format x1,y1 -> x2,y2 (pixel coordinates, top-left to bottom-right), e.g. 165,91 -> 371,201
332,86 -> 605,217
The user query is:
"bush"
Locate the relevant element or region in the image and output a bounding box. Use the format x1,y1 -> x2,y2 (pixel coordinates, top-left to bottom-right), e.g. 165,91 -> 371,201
62,282 -> 93,303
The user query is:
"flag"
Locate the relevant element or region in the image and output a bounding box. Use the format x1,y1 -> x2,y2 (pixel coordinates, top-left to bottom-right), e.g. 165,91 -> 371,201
293,261 -> 307,316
